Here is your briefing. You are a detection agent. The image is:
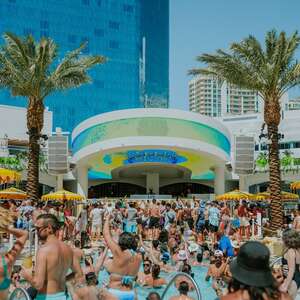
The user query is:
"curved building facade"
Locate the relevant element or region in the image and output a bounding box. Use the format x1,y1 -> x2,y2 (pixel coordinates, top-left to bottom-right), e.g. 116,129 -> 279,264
72,109 -> 230,197
0,0 -> 169,132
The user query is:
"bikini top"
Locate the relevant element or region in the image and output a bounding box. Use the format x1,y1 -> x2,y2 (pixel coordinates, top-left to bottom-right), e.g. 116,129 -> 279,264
0,256 -> 11,291
105,249 -> 137,287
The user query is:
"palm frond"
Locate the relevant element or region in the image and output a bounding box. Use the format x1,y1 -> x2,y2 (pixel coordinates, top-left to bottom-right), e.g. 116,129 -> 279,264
190,29 -> 300,100
0,33 -> 106,99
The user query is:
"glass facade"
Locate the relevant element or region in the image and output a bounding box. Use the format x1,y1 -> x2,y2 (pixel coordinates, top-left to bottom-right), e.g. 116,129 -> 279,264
0,0 -> 169,132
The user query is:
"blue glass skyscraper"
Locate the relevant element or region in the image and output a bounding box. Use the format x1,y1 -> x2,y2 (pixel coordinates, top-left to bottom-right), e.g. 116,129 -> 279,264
0,0 -> 169,132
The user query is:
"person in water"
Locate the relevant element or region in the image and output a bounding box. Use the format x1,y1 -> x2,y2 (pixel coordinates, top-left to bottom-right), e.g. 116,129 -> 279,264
220,241 -> 291,300
280,229 -> 300,299
170,281 -> 194,300
103,212 -> 142,300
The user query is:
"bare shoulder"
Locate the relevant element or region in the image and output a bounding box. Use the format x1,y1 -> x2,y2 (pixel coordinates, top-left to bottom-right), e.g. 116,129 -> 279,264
59,241 -> 72,251
220,292 -> 242,300
281,292 -> 292,300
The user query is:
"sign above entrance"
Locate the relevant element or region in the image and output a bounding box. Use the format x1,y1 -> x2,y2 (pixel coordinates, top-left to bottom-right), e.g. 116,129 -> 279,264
124,150 -> 187,165
87,148 -> 217,180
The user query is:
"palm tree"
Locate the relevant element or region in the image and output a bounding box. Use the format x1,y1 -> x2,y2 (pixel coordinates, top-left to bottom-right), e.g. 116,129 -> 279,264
0,33 -> 105,201
190,30 -> 300,230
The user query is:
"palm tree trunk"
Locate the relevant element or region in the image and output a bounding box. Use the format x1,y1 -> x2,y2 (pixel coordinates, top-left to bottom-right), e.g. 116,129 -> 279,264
27,129 -> 40,201
26,96 -> 44,202
267,123 -> 283,230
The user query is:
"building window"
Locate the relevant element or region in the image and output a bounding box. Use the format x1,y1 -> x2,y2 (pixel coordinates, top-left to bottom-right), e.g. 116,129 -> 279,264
123,4 -> 133,12
94,80 -> 104,88
109,40 -> 119,49
109,21 -> 120,30
68,34 -> 76,43
82,0 -> 90,5
40,20 -> 49,29
23,28 -> 33,35
94,28 -> 104,37
40,31 -> 49,38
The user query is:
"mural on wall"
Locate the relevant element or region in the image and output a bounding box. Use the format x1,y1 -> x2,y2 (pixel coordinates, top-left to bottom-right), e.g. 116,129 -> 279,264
88,148 -> 216,180
72,117 -> 230,155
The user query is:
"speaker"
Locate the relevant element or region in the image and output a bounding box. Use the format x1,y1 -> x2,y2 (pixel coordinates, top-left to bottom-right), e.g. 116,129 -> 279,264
47,135 -> 68,174
234,135 -> 255,175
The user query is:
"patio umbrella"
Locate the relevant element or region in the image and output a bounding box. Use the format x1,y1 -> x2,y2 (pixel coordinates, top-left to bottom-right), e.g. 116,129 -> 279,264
252,191 -> 299,201
290,181 -> 300,191
0,187 -> 27,200
0,168 -> 21,184
215,189 -> 253,201
41,190 -> 84,201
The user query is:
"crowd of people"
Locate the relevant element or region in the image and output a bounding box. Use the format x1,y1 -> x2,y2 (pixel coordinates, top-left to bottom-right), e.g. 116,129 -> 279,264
0,197 -> 300,300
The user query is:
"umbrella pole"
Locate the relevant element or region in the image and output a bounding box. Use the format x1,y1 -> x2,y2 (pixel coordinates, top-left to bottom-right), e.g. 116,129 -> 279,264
34,230 -> 38,262
9,233 -> 13,249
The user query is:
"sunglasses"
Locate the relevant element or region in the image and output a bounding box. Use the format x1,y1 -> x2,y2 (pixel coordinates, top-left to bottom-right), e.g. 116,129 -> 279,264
143,263 -> 151,267
34,225 -> 47,232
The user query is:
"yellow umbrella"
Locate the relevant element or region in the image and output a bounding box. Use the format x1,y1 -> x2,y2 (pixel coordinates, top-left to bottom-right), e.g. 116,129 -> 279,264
215,189 -> 253,201
290,181 -> 300,190
0,187 -> 27,200
0,168 -> 21,184
252,191 -> 299,201
41,190 -> 84,201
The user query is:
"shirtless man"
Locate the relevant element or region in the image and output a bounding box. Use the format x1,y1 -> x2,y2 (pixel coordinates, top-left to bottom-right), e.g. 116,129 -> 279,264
170,281 -> 194,300
206,251 -> 228,297
73,240 -> 84,266
292,210 -> 300,232
149,199 -> 160,239
21,214 -> 83,300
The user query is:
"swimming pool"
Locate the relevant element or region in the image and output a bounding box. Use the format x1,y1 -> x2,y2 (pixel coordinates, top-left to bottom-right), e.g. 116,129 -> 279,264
98,265 -> 216,300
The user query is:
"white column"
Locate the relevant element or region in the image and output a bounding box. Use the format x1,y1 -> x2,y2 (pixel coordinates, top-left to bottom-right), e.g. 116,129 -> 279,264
146,173 -> 159,194
77,165 -> 88,197
214,165 -> 225,195
56,174 -> 64,191
239,175 -> 247,192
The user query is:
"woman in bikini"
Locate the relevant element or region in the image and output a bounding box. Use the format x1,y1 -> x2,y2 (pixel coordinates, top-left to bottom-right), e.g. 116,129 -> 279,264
103,212 -> 142,300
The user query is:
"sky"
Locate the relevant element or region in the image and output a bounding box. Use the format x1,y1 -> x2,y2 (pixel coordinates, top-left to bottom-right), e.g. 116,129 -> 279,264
169,0 -> 300,110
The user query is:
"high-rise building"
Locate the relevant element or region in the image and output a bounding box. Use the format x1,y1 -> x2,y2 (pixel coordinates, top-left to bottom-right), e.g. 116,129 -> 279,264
225,83 -> 259,115
285,97 -> 300,111
188,75 -> 222,117
189,75 -> 260,117
0,0 -> 169,132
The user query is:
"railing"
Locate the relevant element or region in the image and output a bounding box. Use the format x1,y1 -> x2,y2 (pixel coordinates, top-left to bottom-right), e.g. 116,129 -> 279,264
161,272 -> 202,300
9,287 -> 31,300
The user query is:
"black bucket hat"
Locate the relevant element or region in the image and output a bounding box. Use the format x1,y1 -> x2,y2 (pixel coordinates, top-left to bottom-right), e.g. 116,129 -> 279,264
230,241 -> 274,287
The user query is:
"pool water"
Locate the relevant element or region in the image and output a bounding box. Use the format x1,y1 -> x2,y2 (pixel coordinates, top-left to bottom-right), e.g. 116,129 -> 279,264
98,265 -> 216,300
